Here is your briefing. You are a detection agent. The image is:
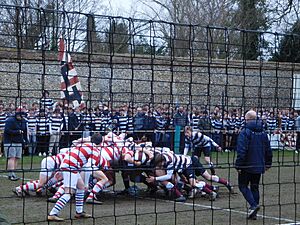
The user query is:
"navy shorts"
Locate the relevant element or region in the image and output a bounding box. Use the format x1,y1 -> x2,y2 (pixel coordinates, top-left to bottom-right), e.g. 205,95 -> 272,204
194,146 -> 211,157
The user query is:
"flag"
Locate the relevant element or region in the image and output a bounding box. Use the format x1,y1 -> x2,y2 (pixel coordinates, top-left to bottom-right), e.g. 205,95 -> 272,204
58,38 -> 84,108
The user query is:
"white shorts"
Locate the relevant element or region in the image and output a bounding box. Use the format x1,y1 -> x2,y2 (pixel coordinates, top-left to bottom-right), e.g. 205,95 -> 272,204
62,171 -> 81,189
40,157 -> 56,178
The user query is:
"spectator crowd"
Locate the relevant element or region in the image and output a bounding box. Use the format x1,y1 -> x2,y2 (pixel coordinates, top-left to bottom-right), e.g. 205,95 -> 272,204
0,90 -> 299,158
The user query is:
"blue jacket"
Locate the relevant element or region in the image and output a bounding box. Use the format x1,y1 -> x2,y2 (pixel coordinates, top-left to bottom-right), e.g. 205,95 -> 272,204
4,114 -> 28,144
235,120 -> 272,174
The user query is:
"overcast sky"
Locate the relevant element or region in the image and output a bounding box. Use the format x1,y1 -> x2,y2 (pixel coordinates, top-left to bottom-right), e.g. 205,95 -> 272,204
103,0 -> 138,16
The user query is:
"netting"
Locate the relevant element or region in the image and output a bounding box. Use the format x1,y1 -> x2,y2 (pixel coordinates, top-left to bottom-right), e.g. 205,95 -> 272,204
0,4 -> 299,225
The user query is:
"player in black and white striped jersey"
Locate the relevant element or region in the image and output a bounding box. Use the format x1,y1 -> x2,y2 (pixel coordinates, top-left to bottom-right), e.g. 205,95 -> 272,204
154,107 -> 168,146
0,104 -> 7,157
146,151 -> 220,201
36,109 -> 50,156
225,113 -> 237,152
26,108 -> 37,155
40,90 -> 54,111
116,109 -> 128,133
183,126 -> 234,193
190,108 -> 201,131
266,112 -> 277,132
183,126 -> 221,174
93,107 -> 102,133
49,108 -> 64,155
100,106 -> 112,133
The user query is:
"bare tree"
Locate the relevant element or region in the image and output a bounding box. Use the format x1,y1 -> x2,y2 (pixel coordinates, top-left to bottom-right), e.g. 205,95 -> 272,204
0,0 -> 106,51
136,0 -> 236,57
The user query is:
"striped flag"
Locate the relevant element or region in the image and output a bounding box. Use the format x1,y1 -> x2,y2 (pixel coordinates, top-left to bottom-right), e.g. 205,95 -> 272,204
58,38 -> 84,108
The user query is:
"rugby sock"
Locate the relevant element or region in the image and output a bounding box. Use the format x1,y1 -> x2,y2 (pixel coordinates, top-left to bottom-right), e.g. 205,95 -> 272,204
212,175 -> 229,187
44,177 -> 57,188
19,180 -> 39,192
53,186 -> 65,199
171,187 -> 182,198
202,184 -> 213,194
217,177 -> 229,186
123,178 -> 130,189
121,172 -> 130,189
75,189 -> 85,214
87,182 -> 103,200
203,183 -> 214,191
49,193 -> 71,216
104,182 -> 110,188
53,181 -> 64,188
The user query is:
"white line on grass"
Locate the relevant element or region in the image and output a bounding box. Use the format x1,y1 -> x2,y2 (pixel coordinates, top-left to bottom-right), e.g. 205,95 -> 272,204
144,197 -> 300,224
1,174 -> 299,224
276,223 -> 300,225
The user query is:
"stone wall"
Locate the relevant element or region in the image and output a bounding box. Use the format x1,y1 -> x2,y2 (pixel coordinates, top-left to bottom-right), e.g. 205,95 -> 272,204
0,49 -> 298,110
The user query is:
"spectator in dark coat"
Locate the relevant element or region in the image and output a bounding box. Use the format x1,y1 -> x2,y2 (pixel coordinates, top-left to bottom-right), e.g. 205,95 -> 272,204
198,110 -> 211,136
133,107 -> 146,140
3,108 -> 28,180
173,106 -> 189,153
235,110 -> 272,220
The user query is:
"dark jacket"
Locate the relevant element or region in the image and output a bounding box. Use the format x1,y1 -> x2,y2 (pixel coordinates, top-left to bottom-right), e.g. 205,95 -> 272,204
235,120 -> 272,174
68,112 -> 80,131
173,112 -> 188,127
4,114 -> 28,144
134,113 -> 146,130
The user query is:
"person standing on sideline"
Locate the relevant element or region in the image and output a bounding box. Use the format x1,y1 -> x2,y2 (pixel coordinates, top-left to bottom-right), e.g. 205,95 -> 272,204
295,111 -> 300,154
235,110 -> 272,220
3,107 -> 28,181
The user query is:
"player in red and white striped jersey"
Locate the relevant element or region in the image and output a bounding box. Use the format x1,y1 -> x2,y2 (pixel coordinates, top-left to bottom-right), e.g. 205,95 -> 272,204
48,133 -> 103,221
13,152 -> 67,196
83,151 -> 110,204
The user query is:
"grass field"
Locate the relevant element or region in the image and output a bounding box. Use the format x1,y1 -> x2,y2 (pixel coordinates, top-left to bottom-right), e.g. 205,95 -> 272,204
0,150 -> 299,225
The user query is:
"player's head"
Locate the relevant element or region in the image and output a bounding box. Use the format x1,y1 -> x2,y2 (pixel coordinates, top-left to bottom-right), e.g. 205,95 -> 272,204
184,126 -> 193,138
15,107 -> 26,120
91,133 -> 103,145
154,153 -> 165,168
245,110 -> 257,121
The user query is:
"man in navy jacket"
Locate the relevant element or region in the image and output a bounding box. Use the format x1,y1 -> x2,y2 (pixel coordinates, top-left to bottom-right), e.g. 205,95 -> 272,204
235,110 -> 272,220
3,108 -> 28,181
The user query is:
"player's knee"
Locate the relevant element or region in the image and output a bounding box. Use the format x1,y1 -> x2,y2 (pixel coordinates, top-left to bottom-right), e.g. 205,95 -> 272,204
211,175 -> 219,182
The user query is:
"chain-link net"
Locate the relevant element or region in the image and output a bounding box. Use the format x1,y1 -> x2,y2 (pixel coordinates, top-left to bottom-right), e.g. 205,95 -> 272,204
0,4 -> 299,225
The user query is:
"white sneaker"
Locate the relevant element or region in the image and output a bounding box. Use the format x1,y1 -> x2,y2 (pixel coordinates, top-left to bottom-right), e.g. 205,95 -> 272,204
13,187 -> 24,197
208,191 -> 217,201
43,152 -> 47,157
188,188 -> 198,199
295,150 -> 299,154
38,152 -> 42,157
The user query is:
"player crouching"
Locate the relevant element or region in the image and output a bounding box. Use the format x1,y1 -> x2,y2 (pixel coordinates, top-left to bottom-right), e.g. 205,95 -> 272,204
13,151 -> 67,197
47,133 -> 103,221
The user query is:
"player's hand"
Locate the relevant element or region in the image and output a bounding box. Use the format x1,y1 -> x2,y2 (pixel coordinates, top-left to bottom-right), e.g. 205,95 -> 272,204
217,146 -> 222,152
146,176 -> 155,183
134,161 -> 141,167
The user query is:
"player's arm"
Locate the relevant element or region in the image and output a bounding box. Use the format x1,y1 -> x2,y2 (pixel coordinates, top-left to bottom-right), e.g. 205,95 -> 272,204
154,168 -> 173,182
183,139 -> 191,156
205,134 -> 222,151
142,148 -> 154,161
